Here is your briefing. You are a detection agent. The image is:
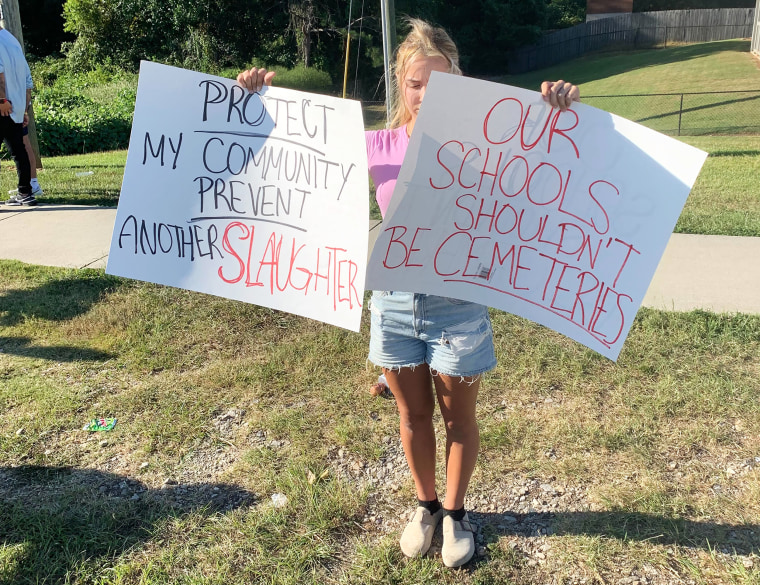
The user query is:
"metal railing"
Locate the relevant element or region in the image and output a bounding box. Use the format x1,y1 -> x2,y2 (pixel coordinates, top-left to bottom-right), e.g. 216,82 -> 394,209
364,90 -> 760,136
583,90 -> 760,136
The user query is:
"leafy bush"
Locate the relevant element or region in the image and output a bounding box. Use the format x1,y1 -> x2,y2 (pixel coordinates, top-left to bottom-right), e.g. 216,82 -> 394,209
62,0 -> 293,73
219,63 -> 335,93
30,67 -> 137,156
35,91 -> 134,156
27,60 -> 338,157
29,57 -> 70,89
546,0 -> 586,29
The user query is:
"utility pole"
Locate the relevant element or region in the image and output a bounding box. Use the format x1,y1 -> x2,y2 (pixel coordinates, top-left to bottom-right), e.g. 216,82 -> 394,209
0,0 -> 42,169
380,0 -> 396,127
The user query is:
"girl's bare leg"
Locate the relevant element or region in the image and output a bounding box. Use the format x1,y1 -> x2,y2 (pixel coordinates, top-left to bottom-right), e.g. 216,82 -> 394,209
384,365 -> 438,501
433,374 -> 480,510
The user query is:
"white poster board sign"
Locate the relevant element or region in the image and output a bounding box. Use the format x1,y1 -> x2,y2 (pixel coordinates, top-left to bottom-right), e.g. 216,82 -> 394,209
366,73 -> 707,360
107,61 -> 368,331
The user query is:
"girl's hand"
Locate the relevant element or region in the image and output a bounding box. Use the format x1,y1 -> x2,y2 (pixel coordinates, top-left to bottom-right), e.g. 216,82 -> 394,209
541,80 -> 580,111
236,67 -> 276,93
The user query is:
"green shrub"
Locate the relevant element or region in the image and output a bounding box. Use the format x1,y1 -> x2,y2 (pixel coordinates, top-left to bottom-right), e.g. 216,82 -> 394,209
29,57 -> 70,89
31,70 -> 137,156
35,90 -> 134,156
274,64 -> 334,93
26,60 -> 333,157
219,63 -> 335,93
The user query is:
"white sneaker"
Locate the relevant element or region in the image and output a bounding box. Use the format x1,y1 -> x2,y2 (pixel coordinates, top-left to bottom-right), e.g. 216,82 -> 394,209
441,512 -> 475,568
399,506 -> 443,557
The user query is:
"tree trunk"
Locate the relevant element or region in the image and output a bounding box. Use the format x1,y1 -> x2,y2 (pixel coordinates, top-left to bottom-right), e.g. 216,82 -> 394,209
290,0 -> 315,67
0,0 -> 42,169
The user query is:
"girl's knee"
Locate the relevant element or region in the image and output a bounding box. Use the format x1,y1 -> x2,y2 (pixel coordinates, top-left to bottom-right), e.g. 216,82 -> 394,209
400,409 -> 434,431
443,415 -> 478,438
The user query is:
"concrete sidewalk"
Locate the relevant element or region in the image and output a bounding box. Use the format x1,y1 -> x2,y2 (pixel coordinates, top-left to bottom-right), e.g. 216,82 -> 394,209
0,205 -> 116,270
2,204 -> 759,314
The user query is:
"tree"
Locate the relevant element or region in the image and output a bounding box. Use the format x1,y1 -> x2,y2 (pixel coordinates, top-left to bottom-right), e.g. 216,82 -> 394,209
19,0 -> 74,57
59,0 -> 557,83
63,0 -> 177,69
289,0 -> 317,66
62,0 -> 294,71
434,0 -> 547,74
546,0 -> 586,29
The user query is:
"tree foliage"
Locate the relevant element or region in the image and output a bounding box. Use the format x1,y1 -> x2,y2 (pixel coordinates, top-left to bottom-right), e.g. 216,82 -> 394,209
19,0 -> 75,57
545,0 -> 586,29
414,0 -> 546,74
57,0 -> 577,92
61,0 -> 293,71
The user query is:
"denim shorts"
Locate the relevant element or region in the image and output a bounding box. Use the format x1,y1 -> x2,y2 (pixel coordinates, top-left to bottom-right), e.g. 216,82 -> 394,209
368,291 -> 497,378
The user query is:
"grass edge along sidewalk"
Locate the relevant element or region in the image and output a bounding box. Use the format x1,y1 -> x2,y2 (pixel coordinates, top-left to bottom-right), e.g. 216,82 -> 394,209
2,205 -> 760,315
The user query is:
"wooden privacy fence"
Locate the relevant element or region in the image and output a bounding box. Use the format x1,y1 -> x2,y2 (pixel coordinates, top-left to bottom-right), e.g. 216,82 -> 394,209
509,8 -> 755,73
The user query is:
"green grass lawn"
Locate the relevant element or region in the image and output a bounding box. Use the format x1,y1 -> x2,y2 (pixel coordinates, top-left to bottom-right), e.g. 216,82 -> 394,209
500,39 -> 760,136
1,262 -> 759,584
498,39 -> 759,94
3,135 -> 757,236
677,135 -> 760,236
0,150 -> 126,206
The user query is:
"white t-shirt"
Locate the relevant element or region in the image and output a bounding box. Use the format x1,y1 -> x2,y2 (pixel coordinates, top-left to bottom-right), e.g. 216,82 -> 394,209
0,28 -> 33,124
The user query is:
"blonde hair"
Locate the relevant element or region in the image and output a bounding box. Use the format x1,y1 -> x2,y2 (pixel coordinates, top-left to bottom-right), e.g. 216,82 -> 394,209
389,19 -> 461,129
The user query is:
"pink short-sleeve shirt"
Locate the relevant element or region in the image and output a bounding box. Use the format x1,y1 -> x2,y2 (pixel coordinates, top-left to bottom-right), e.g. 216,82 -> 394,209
365,125 -> 409,218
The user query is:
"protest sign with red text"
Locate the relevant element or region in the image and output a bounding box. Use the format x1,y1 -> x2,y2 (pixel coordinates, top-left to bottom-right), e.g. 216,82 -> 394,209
107,62 -> 368,331
365,73 -> 707,360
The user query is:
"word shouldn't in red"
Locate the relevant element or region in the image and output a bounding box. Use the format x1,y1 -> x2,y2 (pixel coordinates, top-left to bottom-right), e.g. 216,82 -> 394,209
378,96 -> 641,349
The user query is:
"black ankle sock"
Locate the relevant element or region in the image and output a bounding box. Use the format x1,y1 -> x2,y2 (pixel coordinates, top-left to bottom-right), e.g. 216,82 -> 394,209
443,506 -> 466,521
418,497 -> 442,514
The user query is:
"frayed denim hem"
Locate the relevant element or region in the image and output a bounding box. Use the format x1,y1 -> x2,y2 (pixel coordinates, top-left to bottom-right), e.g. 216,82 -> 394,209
366,359 -> 489,384
366,358 -> 426,373
429,368 -> 483,384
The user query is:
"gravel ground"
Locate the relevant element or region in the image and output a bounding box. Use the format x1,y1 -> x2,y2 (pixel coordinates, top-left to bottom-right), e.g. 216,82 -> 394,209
2,405 -> 758,584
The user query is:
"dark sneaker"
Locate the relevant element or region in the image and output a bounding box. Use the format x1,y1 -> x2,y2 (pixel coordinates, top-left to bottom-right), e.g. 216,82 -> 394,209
6,194 -> 37,206
9,185 -> 44,196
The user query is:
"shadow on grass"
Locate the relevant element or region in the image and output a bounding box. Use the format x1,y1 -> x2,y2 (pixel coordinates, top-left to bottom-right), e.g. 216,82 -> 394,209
0,272 -> 122,326
37,189 -> 120,207
636,92 -> 760,124
53,164 -> 126,169
0,336 -> 113,361
472,509 -> 760,556
0,465 -> 255,585
581,39 -> 752,81
500,40 -> 752,86
708,149 -> 760,157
